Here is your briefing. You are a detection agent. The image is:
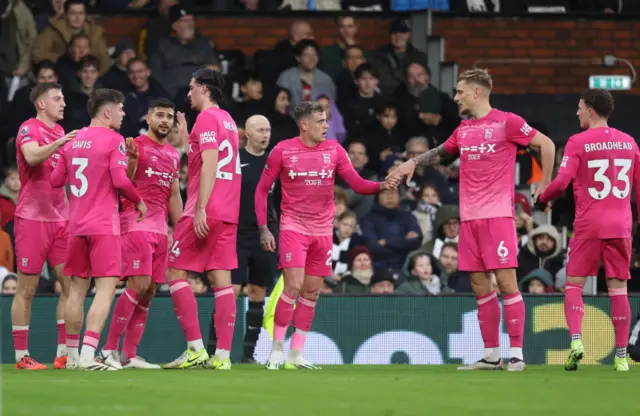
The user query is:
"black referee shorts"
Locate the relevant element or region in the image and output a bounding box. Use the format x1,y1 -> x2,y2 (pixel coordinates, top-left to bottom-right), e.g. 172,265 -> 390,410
232,230 -> 278,288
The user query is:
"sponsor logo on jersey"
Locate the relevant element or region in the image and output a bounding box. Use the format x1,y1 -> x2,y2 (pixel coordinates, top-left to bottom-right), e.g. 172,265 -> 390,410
287,169 -> 333,181
199,131 -> 217,144
520,123 -> 533,136
560,156 -> 568,168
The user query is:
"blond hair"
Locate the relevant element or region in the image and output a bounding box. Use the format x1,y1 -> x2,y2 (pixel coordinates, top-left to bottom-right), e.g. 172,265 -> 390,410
458,68 -> 493,91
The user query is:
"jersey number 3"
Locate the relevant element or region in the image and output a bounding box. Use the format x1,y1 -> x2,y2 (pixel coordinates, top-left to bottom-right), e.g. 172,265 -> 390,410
217,140 -> 241,181
587,158 -> 631,200
71,157 -> 89,197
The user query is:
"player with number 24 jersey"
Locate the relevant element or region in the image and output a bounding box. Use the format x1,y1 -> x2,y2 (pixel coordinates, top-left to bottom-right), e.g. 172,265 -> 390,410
169,106 -> 241,272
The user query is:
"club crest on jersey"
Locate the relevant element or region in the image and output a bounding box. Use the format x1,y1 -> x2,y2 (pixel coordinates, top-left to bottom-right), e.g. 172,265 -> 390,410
151,155 -> 158,162
484,128 -> 493,140
323,153 -> 331,164
133,260 -> 140,270
20,126 -> 29,136
290,155 -> 298,165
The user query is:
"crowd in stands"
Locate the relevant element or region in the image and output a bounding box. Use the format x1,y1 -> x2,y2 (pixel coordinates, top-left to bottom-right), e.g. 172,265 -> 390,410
0,0 -> 620,298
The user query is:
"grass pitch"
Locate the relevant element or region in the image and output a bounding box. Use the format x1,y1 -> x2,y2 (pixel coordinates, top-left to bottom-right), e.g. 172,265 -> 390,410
2,365 -> 637,416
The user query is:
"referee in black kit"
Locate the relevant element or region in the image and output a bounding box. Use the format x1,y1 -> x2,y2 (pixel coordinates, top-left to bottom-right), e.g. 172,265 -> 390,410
207,115 -> 278,363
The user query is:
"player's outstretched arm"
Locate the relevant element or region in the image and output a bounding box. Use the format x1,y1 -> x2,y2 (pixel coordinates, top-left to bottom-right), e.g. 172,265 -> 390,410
50,152 -> 68,188
387,145 -> 448,187
337,147 -> 384,195
21,130 -> 78,166
169,178 -> 183,226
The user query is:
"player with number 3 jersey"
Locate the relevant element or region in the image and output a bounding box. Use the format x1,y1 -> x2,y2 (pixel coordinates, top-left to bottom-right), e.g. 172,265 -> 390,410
164,69 -> 240,371
538,89 -> 639,372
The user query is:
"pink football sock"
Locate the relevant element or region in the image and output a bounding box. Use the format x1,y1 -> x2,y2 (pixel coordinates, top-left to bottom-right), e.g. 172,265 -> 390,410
213,286 -> 236,351
609,287 -> 631,351
122,296 -> 152,360
290,297 -> 317,352
476,291 -> 500,349
503,292 -> 525,348
273,291 -> 297,342
169,280 -> 202,342
564,283 -> 585,341
103,289 -> 140,351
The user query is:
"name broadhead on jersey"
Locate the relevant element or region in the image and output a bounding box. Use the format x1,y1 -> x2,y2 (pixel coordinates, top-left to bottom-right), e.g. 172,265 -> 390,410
182,107 -> 241,224
15,118 -> 68,222
120,135 -> 180,235
555,127 -> 640,240
51,127 -> 134,236
443,108 -> 537,222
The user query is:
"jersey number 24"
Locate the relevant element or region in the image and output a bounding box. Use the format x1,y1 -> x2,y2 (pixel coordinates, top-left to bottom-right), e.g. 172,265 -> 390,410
216,140 -> 241,181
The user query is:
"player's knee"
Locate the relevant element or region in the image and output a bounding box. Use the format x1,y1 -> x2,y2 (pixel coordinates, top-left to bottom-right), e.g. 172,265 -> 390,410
127,278 -> 152,296
17,279 -> 38,301
283,284 -> 301,299
247,285 -> 266,302
167,267 -> 188,282
300,287 -> 320,302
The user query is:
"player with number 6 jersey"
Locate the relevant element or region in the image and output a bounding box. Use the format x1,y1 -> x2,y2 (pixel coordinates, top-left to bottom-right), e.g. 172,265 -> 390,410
538,89 -> 639,372
387,69 -> 557,372
165,69 -> 240,371
51,89 -> 146,371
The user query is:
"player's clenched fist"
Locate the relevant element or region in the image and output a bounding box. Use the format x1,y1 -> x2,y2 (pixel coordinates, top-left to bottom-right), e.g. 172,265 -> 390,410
259,225 -> 276,252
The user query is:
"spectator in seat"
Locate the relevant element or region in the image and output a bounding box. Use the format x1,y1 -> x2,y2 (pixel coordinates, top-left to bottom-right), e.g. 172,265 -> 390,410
336,140 -> 378,219
0,166 -> 19,228
2,60 -> 58,143
262,19 -> 314,83
32,0 -> 111,76
514,195 -> 535,248
364,102 -> 404,175
55,32 -> 89,91
516,224 -> 565,281
396,250 -> 443,295
331,210 -> 364,277
32,0 -> 66,32
138,0 -> 176,60
60,55 -> 100,131
373,18 -> 428,98
412,183 -> 441,244
334,45 -> 367,108
99,38 -> 137,92
2,274 -> 18,295
422,204 -> 460,259
333,186 -> 348,227
519,268 -> 554,294
0,215 -> 14,273
264,86 -> 297,149
334,245 -> 379,294
360,187 -> 422,271
369,269 -> 395,294
320,15 -> 371,80
316,95 -> 346,143
393,63 -> 433,139
418,82 -> 460,146
149,4 -> 220,98
121,57 -> 172,138
342,63 -> 384,139
229,70 -> 267,133
276,39 -> 336,117
0,0 -> 37,80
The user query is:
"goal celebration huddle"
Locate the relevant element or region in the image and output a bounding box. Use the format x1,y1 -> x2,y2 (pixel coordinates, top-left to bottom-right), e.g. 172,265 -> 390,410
10,67 -> 637,372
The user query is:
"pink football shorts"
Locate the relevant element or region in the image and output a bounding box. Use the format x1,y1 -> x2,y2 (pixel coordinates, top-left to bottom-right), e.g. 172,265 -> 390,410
278,229 -> 332,277
15,217 -> 68,274
168,216 -> 238,272
458,217 -> 519,272
64,235 -> 122,278
566,238 -> 631,279
121,231 -> 168,283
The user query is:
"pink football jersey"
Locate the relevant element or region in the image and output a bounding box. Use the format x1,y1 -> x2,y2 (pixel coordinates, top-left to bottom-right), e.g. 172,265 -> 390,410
182,107 -> 241,224
256,137 -> 381,236
121,135 -> 180,235
443,109 -> 537,221
555,127 -> 640,239
15,118 -> 68,221
51,127 -> 141,236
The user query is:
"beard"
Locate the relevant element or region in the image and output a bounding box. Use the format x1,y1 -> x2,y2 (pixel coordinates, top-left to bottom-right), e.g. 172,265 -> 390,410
151,126 -> 170,139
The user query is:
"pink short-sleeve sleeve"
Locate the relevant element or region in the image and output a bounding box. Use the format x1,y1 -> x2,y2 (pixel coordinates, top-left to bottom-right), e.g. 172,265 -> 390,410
557,136 -> 580,180
443,128 -> 460,155
505,112 -> 537,147
193,113 -> 220,152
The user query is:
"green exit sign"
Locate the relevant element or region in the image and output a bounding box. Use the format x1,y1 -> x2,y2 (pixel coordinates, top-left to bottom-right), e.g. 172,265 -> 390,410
589,75 -> 632,91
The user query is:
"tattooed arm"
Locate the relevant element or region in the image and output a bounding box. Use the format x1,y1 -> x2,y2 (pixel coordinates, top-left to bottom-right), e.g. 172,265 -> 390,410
410,144 -> 448,167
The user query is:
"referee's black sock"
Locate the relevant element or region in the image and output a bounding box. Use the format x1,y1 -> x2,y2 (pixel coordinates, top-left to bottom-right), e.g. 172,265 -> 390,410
244,301 -> 265,360
206,309 -> 217,355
